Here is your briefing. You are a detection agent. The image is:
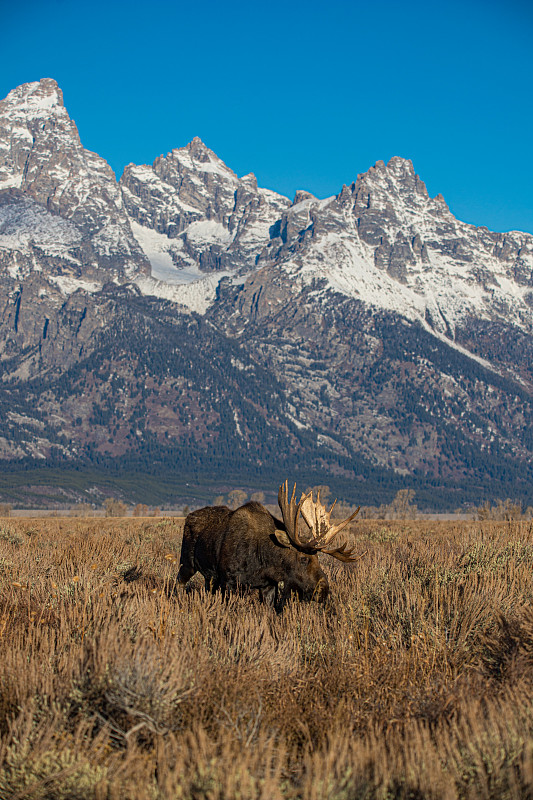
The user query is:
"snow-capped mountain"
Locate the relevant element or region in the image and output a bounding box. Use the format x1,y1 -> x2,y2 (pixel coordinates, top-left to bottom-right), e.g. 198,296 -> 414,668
253,156 -> 533,335
1,78 -> 532,508
120,136 -> 289,312
0,79 -> 149,285
122,137 -> 289,269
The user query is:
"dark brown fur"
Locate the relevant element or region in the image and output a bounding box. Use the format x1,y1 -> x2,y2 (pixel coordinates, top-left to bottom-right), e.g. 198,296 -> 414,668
177,501 -> 329,608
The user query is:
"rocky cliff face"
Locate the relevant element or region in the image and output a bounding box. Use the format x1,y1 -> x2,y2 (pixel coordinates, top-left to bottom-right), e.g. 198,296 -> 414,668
0,78 -> 532,507
0,79 -> 148,282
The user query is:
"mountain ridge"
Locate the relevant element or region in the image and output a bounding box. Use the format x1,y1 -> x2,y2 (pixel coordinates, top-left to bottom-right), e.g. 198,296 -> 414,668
0,78 -> 532,509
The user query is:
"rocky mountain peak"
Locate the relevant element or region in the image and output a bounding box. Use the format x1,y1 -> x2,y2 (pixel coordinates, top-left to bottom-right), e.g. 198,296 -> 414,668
0,78 -> 148,281
185,136 -> 215,162
356,156 -> 430,201
159,138 -> 238,183
240,173 -> 258,189
293,190 -> 316,205
386,155 -> 415,174
433,193 -> 449,208
1,78 -> 64,114
0,78 -> 78,193
121,132 -> 289,281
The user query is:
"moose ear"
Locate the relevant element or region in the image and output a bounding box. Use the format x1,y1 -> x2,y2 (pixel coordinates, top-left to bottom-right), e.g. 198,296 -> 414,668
272,529 -> 293,548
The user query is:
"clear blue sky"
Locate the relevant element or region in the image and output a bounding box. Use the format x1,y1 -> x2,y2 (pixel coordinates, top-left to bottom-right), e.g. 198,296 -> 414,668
2,0 -> 532,233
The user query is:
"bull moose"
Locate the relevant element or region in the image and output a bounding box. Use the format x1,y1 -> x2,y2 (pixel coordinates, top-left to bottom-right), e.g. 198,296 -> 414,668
177,481 -> 360,608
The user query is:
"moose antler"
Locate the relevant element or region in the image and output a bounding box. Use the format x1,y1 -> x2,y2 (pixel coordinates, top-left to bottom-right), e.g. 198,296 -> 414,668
278,481 -> 361,562
277,481 -> 312,549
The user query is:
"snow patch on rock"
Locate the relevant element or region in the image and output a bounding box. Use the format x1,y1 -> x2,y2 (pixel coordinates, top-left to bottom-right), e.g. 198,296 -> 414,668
135,271 -> 233,315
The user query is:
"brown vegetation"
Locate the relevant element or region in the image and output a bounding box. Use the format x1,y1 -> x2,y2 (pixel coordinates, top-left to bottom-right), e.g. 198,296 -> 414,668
360,489 -> 419,520
475,498 -> 533,521
1,516 -> 533,798
103,498 -> 129,518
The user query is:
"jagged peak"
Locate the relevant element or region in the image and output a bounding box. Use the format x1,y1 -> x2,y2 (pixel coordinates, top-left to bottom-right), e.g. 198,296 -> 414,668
240,172 -> 258,191
387,155 -> 415,174
188,135 -> 207,148
183,136 -> 211,159
1,78 -> 64,113
352,155 -> 430,203
292,189 -> 317,206
167,136 -> 209,160
364,156 -> 416,180
433,193 -> 448,207
163,137 -> 238,180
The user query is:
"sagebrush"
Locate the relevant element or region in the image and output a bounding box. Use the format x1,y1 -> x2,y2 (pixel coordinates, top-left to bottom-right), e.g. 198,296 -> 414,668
1,516 -> 533,799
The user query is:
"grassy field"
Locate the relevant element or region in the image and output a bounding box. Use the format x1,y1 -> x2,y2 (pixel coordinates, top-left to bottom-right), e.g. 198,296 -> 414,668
1,515 -> 532,799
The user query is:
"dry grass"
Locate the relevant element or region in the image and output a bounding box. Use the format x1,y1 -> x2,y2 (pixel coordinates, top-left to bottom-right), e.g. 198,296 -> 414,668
1,515 -> 533,799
